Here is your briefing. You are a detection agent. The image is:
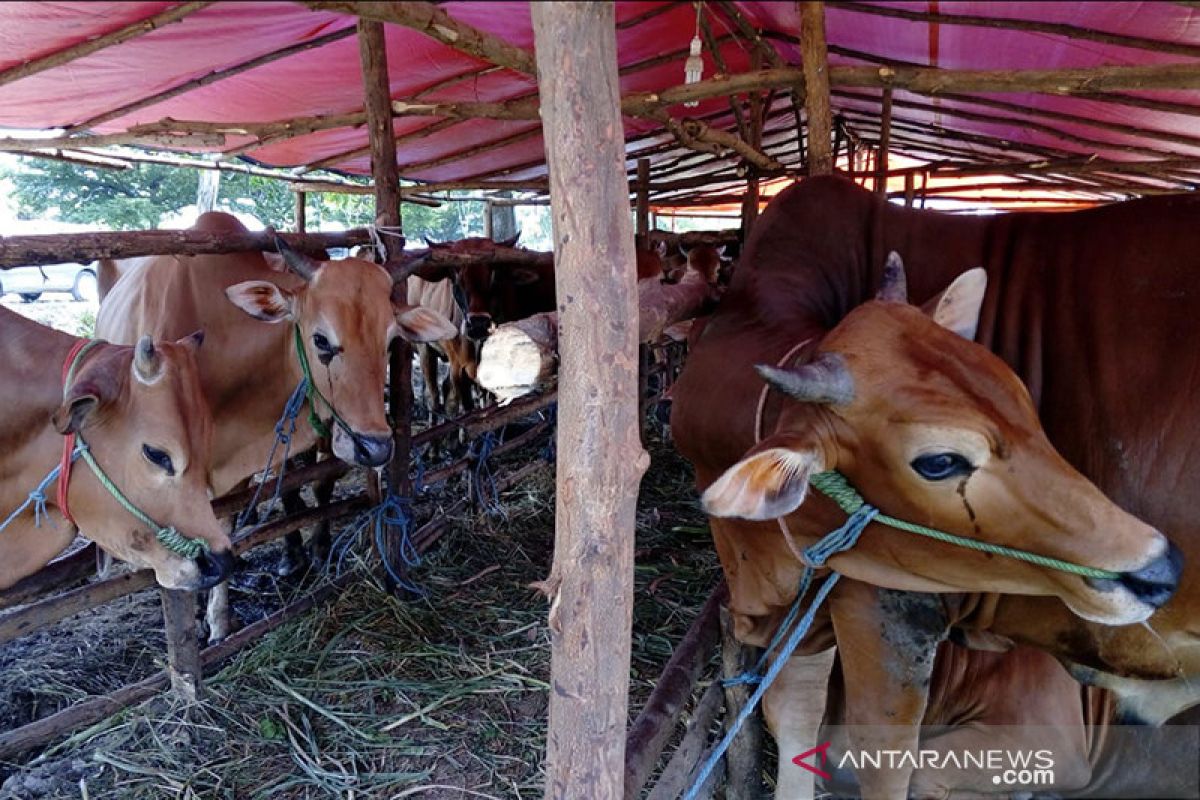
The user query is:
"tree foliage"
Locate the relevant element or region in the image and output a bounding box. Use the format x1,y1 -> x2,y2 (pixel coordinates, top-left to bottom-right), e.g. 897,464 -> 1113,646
0,156 -> 551,247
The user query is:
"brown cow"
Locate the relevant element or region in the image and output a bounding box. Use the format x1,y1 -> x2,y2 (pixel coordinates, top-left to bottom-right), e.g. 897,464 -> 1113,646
98,212 -> 455,637
680,241 -> 730,286
671,177 -> 1187,798
0,307 -> 233,590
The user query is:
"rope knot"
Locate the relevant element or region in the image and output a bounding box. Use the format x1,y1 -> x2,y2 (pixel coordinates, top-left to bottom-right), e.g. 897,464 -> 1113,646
809,470 -> 866,514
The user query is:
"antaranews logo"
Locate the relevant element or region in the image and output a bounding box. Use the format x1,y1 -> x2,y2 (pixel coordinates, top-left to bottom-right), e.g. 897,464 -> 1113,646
795,742 -> 1054,789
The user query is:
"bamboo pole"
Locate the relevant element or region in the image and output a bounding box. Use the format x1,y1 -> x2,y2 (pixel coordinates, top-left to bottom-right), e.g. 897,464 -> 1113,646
0,2 -> 213,89
532,5 -> 645,798
799,2 -> 833,175
0,228 -> 371,270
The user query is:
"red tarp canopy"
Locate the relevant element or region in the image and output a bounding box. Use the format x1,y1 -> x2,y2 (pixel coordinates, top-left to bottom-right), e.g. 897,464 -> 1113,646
0,2 -> 1198,199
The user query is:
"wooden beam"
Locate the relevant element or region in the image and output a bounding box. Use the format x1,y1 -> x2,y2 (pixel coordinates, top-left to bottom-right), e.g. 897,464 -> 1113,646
10,148 -> 131,171
0,2 -> 213,89
799,2 -> 833,175
0,131 -> 224,152
303,1 -> 536,75
0,228 -> 370,270
69,26 -> 356,131
826,1 -> 1200,59
532,5 -> 644,799
636,158 -> 651,237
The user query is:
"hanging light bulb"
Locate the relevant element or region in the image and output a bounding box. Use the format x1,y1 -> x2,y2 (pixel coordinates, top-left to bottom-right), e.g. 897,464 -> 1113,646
683,3 -> 704,107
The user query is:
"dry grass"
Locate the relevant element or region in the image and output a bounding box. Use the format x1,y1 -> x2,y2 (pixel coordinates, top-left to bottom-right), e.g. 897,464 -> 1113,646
2,430 -> 721,799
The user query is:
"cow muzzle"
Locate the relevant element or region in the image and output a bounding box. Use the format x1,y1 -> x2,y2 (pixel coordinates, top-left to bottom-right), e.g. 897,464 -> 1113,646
464,314 -> 494,341
194,548 -> 238,590
1089,539 -> 1183,611
350,432 -> 394,467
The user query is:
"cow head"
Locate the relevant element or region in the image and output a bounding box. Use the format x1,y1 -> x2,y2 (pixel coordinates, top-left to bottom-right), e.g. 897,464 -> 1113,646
680,242 -> 729,286
702,253 -> 1179,626
51,334 -> 235,590
224,238 -> 456,467
415,233 -> 536,342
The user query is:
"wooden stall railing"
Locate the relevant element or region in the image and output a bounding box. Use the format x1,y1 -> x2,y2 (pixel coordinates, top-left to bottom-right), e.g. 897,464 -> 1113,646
0,334 -> 684,762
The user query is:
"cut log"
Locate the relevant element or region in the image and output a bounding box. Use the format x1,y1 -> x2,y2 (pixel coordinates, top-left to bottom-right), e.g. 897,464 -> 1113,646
477,272 -> 714,401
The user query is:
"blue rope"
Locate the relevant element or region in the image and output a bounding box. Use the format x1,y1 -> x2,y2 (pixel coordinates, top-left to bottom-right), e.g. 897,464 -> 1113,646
0,445 -> 86,533
346,493 -> 425,595
234,379 -> 307,533
469,430 -> 504,518
683,503 -> 879,800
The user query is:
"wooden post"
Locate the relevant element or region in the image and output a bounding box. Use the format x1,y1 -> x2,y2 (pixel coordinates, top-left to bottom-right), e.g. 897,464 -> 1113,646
532,4 -> 647,799
357,19 -> 411,590
160,588 -> 201,700
720,606 -> 764,799
294,190 -> 307,232
484,197 -> 495,239
875,86 -> 893,195
799,1 -> 833,175
636,157 -> 651,238
904,171 -> 916,208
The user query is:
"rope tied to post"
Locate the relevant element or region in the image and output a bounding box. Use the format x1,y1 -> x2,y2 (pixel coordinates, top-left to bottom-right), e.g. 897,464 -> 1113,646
469,429 -> 505,518
344,492 -> 425,596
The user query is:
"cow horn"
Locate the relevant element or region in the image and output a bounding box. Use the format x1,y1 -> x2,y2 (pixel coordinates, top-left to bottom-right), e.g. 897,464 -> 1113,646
424,236 -> 445,249
497,231 -> 521,248
755,353 -> 854,405
133,335 -> 163,384
272,230 -> 319,282
876,251 -> 908,303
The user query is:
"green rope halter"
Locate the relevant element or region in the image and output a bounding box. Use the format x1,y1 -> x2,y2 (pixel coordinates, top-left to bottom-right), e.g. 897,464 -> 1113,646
808,470 -> 1121,581
65,340 -> 210,560
292,323 -> 353,440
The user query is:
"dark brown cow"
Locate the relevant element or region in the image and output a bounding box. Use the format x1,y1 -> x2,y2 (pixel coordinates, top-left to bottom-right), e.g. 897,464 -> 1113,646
680,241 -> 730,285
672,176 -> 1196,797
407,235 -> 556,416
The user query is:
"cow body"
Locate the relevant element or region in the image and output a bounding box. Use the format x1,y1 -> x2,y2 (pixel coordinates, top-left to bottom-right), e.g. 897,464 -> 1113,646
672,177 -> 1199,796
0,307 -> 232,590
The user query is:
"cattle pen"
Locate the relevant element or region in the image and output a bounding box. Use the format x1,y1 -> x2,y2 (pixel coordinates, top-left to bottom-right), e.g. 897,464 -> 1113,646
2,2 -> 1200,799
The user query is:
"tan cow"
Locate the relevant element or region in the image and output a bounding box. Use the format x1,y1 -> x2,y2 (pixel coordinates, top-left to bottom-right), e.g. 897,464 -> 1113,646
0,306 -> 232,590
98,212 -> 455,636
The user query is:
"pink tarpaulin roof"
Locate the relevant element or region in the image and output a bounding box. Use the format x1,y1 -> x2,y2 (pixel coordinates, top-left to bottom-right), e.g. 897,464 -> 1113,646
0,2 -> 1198,197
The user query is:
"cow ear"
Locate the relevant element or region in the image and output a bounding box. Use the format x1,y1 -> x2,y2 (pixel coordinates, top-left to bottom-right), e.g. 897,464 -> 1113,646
922,267 -> 987,341
510,267 -> 539,286
701,434 -> 824,521
392,303 -> 458,343
225,280 -> 296,323
53,374 -> 117,434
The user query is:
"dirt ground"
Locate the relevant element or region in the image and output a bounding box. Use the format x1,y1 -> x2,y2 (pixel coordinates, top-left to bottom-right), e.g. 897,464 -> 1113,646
0,296 -> 97,337
0,424 -> 721,799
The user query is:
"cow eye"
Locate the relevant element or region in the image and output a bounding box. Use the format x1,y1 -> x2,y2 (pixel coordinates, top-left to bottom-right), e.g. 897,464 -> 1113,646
142,445 -> 176,476
910,452 -> 974,481
312,332 -> 340,364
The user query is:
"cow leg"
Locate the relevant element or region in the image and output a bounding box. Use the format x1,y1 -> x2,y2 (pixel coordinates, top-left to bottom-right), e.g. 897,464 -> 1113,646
276,489 -> 313,577
764,646 -> 838,800
419,343 -> 443,424
205,518 -> 237,643
307,462 -> 338,566
829,582 -> 949,800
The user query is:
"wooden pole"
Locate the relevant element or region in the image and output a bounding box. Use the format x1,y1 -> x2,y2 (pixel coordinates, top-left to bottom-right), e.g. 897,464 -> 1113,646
720,606 -> 764,799
799,2 -> 833,175
160,588 -> 202,700
875,86 -> 893,195
532,5 -> 647,798
357,19 -> 413,594
904,171 -> 916,208
294,191 -> 307,232
636,158 -> 651,238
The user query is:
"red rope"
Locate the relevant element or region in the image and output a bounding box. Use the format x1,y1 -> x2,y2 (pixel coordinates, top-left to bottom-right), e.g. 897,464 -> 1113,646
56,338 -> 91,526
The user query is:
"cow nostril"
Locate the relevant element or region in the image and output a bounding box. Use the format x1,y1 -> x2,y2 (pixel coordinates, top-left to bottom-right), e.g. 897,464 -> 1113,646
195,548 -> 237,589
352,433 -> 394,467
1103,541 -> 1184,609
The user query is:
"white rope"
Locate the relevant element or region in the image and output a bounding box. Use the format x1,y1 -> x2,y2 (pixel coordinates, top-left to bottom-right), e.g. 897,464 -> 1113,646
367,222 -> 406,263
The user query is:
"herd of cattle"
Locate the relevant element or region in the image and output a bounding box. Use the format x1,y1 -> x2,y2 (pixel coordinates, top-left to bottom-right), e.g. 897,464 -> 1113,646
1,175 -> 1196,797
